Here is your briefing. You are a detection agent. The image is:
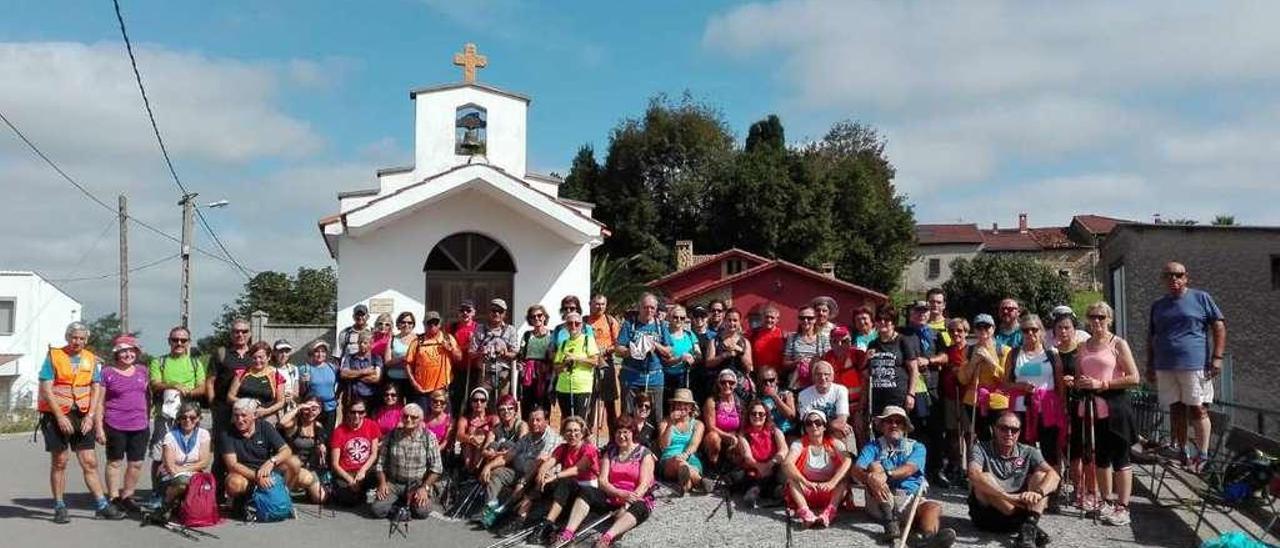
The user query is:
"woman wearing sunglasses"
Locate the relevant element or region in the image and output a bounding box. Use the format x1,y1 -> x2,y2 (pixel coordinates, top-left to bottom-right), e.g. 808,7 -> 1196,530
658,388 -> 711,496
784,306 -> 830,392
457,386 -> 497,473
481,395 -> 529,464
1002,315 -> 1066,485
157,402 -> 213,510
423,390 -> 453,448
382,311 -> 418,399
276,395 -> 328,503
735,399 -> 787,508
554,415 -> 656,547
519,305 -> 555,420
782,410 -> 851,528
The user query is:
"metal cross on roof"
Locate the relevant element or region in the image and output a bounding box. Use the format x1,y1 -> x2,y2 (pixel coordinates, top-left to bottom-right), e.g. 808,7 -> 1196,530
452,43 -> 488,84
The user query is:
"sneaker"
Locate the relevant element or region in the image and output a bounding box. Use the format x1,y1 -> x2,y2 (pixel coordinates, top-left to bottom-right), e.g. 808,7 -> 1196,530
595,531 -> 615,548
909,527 -> 957,548
1015,522 -> 1040,548
796,506 -> 818,527
533,519 -> 555,545
743,486 -> 761,509
1046,493 -> 1063,515
817,505 -> 836,528
1101,505 -> 1130,526
96,502 -> 126,520
556,528 -> 576,544
1035,526 -> 1051,547
53,506 -> 69,524
114,496 -> 141,515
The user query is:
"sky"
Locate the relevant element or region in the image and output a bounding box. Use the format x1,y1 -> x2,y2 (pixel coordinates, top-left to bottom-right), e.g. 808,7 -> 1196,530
4,0 -> 1280,351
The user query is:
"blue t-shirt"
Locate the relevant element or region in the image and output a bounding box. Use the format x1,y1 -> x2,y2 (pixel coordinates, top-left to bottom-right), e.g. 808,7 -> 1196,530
855,437 -> 927,493
304,362 -> 339,411
994,327 -> 1022,352
1149,288 -> 1224,371
617,319 -> 671,388
666,330 -> 698,376
38,351 -> 102,383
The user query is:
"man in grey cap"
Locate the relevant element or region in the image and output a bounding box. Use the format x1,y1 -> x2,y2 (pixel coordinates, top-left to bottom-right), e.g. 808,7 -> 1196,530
337,304 -> 371,362
469,298 -> 519,398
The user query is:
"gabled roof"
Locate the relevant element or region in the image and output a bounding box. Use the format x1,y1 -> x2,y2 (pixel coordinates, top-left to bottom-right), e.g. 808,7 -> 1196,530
916,224 -> 983,245
648,248 -> 772,287
663,259 -> 888,303
1072,215 -> 1128,235
408,82 -> 531,103
980,229 -> 1042,251
1028,227 -> 1080,249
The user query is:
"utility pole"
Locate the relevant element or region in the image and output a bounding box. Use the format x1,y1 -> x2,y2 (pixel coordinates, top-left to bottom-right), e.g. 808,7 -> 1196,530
118,195 -> 129,333
179,193 -> 197,329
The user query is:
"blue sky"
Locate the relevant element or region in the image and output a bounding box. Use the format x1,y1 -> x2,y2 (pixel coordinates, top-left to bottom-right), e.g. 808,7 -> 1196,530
4,0 -> 1280,351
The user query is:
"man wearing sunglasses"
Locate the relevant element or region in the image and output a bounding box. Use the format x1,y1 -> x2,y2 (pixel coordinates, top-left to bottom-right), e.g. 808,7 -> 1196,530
370,403 -> 442,520
967,412 -> 1058,548
1146,262 -> 1225,472
468,299 -> 520,399
149,326 -> 207,483
854,406 -> 954,547
207,317 -> 256,483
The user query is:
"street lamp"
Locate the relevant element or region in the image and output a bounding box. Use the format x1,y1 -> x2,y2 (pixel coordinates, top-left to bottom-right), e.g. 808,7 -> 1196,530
178,193 -> 230,328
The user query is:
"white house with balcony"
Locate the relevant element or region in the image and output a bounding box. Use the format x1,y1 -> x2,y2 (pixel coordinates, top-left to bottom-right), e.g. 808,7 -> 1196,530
319,44 -> 605,334
0,271 -> 82,410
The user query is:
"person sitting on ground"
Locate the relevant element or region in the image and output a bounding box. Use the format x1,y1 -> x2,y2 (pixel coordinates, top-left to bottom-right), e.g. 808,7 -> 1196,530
482,395 -> 528,467
510,416 -> 600,544
658,388 -> 712,496
628,394 -> 658,450
554,415 -> 657,547
328,398 -> 382,506
276,396 -> 328,502
221,398 -> 301,509
480,406 -> 562,528
369,403 -> 442,520
423,390 -> 453,448
157,402 -> 213,512
967,412 -> 1060,548
702,369 -> 744,471
457,386 -> 497,473
735,399 -> 788,508
372,384 -> 406,437
853,405 -> 956,547
797,361 -> 853,442
754,366 -> 796,438
782,410 -> 851,528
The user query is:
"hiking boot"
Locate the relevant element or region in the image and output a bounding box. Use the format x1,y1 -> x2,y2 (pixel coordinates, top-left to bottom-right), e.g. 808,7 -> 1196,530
909,527 -> 957,548
1015,522 -> 1039,548
1035,526 -> 1051,547
879,520 -> 902,543
96,502 -> 126,520
1046,493 -> 1063,514
114,496 -> 141,516
533,518 -> 555,545
53,506 -> 69,524
743,486 -> 761,509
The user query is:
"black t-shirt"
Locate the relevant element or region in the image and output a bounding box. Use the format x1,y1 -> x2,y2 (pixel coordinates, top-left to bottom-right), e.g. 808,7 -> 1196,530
211,347 -> 254,405
866,335 -> 917,409
221,420 -> 287,469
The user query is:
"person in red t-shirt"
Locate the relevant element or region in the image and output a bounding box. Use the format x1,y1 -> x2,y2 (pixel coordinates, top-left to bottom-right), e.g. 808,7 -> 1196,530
328,398 -> 382,506
822,326 -> 867,446
449,300 -> 479,416
751,305 -> 786,370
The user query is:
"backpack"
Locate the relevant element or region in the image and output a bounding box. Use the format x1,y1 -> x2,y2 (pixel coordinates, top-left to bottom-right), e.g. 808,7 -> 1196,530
178,472 -> 221,527
248,472 -> 294,522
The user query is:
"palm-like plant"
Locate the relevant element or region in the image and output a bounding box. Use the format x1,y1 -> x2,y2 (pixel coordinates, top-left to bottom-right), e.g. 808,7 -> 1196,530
591,253 -> 655,315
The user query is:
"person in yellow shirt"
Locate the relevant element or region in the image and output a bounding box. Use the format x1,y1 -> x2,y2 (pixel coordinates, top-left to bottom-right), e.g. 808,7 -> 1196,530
554,312 -> 599,421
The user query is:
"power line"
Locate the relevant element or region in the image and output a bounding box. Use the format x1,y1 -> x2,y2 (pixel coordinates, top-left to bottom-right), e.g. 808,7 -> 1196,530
48,253 -> 181,283
112,0 -> 254,280
0,108 -> 252,275
1,219 -> 116,350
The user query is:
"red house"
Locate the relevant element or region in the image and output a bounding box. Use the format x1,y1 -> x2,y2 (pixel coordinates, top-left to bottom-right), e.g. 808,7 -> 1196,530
648,241 -> 889,331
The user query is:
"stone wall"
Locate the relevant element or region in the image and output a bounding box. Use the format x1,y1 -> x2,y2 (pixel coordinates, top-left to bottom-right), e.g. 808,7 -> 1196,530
1100,225 -> 1280,435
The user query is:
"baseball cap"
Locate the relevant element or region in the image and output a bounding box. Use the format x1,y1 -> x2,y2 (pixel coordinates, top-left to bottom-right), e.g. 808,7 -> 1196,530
353,304 -> 369,316
459,299 -> 476,310
910,300 -> 929,311
424,311 -> 442,323
973,313 -> 996,327
273,339 -> 293,351
690,305 -> 709,318
111,334 -> 141,354
489,298 -> 508,311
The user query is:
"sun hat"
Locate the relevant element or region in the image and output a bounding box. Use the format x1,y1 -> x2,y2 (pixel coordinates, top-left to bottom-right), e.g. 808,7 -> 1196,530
669,388 -> 697,405
874,405 -> 915,433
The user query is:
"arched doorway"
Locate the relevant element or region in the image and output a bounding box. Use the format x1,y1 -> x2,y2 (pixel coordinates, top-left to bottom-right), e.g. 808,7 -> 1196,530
424,232 -> 515,317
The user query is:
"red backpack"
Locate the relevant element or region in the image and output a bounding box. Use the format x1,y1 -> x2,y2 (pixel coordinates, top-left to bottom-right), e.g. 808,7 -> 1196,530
178,472 -> 221,527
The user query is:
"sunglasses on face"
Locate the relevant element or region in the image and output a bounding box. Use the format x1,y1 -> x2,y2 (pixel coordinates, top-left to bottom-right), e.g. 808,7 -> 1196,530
762,378 -> 778,384
720,380 -> 736,386
638,403 -> 652,410
1087,314 -> 1108,320
403,415 -> 423,421
710,309 -> 725,314
671,316 -> 687,321
179,415 -> 199,421
996,425 -> 1020,434
798,316 -> 815,321
1000,306 -> 1019,312
398,321 -> 414,326
233,329 -> 249,334
349,410 -> 367,416
169,337 -> 190,343
1163,272 -> 1187,279
431,400 -> 446,406
749,411 -> 767,418
805,420 -> 825,427
562,306 -> 579,312
385,392 -> 399,397
498,406 -> 515,412
472,398 -> 487,403
1021,327 -> 1041,333
532,313 -> 546,319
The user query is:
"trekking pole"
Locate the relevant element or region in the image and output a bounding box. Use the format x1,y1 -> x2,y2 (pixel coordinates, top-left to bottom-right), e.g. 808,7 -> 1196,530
957,383 -> 967,482
551,509 -> 618,548
1085,393 -> 1098,522
895,483 -> 927,548
783,502 -> 794,548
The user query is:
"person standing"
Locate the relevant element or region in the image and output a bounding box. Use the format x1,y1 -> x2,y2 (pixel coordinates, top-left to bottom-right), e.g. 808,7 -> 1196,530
339,332 -> 383,409
784,306 -> 830,391
553,312 -> 599,421
518,305 -> 555,418
384,311 -> 419,399
865,306 -> 920,418
469,299 -> 520,400
148,325 -> 206,486
994,298 -> 1024,351
901,300 -> 949,487
272,339 -> 301,414
450,300 -> 479,416
95,334 -> 151,514
750,305 -> 785,370
39,322 -> 124,523
811,296 -> 840,339
301,341 -> 340,431
615,294 -> 674,426
587,294 -> 622,435
1146,262 -> 1226,472
337,304 -> 372,362
404,311 -> 461,409
207,317 -> 255,445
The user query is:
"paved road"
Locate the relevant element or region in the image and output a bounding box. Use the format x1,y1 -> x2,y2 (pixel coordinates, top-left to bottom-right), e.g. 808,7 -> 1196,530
0,434 -> 1211,547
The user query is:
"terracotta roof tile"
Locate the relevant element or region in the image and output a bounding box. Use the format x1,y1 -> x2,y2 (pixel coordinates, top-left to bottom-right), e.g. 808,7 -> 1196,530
980,229 -> 1042,251
916,224 -> 984,245
1028,227 -> 1080,249
1073,214 -> 1129,235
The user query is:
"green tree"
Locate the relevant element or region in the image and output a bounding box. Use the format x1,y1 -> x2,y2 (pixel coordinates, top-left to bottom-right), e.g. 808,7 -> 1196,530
197,266 -> 337,354
1211,214 -> 1237,226
942,255 -> 1072,323
85,313 -> 124,359
558,145 -> 600,204
590,254 -> 654,315
805,121 -> 915,293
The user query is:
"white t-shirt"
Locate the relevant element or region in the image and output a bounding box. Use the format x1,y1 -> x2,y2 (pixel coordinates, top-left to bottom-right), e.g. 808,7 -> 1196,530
789,438 -> 848,482
798,384 -> 850,420
1012,349 -> 1056,412
162,427 -> 210,477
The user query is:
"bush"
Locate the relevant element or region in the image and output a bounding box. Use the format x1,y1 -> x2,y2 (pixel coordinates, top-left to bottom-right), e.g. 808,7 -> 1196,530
0,408 -> 39,434
943,255 -> 1072,323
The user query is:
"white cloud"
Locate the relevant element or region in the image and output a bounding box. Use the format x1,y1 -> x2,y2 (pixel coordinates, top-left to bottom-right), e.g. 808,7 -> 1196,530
703,0 -> 1280,224
0,41 -> 378,351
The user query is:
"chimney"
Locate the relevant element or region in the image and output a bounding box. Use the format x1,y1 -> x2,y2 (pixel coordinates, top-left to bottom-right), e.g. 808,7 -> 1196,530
991,222 -> 999,234
675,240 -> 694,271
819,262 -> 836,279
1018,213 -> 1029,234
1152,213 -> 1162,224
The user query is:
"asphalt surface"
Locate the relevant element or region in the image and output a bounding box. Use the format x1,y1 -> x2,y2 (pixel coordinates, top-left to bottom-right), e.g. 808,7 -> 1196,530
0,434 -> 1234,547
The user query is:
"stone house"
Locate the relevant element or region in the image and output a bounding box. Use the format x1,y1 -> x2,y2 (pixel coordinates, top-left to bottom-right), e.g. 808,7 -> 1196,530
1099,223 -> 1280,435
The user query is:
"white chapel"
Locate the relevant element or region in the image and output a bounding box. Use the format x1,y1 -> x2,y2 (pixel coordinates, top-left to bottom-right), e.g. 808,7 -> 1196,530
320,43 -> 605,332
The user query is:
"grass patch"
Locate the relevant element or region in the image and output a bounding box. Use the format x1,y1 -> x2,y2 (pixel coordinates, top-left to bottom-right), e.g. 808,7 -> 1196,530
1070,290 -> 1104,317
0,408 -> 39,433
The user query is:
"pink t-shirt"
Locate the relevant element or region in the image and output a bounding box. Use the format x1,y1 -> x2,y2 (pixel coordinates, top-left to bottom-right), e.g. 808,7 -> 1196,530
1076,338 -> 1119,419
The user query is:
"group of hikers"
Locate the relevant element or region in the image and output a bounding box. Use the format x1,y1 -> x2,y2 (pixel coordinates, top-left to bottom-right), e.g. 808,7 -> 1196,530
35,261 -> 1225,547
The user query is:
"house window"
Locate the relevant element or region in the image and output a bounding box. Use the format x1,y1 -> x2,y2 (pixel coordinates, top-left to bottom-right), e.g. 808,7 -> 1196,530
1272,256 -> 1280,290
724,259 -> 745,277
0,299 -> 13,335
926,258 -> 941,280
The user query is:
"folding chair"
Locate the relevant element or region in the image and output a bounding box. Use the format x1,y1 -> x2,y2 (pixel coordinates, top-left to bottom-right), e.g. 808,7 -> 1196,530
1151,409 -> 1231,504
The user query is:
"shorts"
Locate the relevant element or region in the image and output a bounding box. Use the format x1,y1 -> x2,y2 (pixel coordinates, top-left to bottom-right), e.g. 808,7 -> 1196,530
596,360 -> 619,402
576,485 -> 652,524
864,489 -> 912,521
785,484 -> 837,510
968,493 -> 1029,533
944,399 -> 963,430
105,425 -> 149,462
40,411 -> 95,453
1156,370 -> 1214,407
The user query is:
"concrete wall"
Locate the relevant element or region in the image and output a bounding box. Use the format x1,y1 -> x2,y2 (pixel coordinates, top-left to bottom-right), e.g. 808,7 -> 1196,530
335,187 -> 590,336
249,311 -> 333,365
414,87 -> 527,182
1100,226 -> 1280,435
1032,248 -> 1099,291
901,244 -> 980,293
0,272 -> 82,410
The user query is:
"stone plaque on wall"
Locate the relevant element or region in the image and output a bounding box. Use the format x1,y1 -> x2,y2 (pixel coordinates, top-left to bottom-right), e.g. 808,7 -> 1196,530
368,297 -> 395,315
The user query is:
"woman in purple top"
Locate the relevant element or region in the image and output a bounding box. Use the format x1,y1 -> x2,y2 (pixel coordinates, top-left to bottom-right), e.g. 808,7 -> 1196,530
93,334 -> 151,511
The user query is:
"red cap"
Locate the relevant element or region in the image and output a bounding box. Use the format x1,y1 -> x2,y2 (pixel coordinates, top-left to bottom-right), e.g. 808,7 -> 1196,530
112,334 -> 141,354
